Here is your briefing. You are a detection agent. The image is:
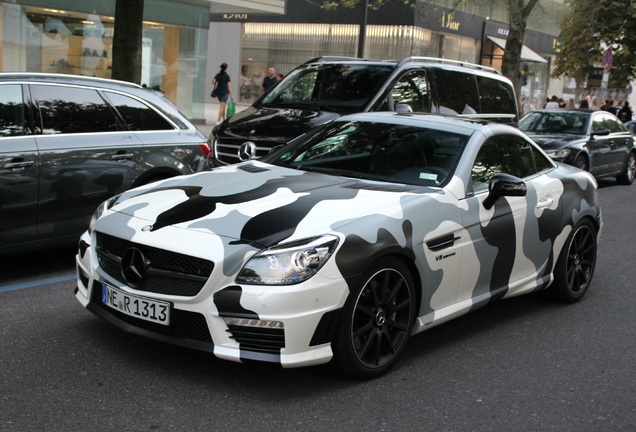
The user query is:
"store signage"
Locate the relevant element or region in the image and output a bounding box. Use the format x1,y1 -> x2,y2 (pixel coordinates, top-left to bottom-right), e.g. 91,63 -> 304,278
440,11 -> 460,31
223,14 -> 248,20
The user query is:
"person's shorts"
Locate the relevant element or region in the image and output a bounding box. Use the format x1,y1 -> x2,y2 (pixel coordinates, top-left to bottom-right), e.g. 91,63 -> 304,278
218,93 -> 230,103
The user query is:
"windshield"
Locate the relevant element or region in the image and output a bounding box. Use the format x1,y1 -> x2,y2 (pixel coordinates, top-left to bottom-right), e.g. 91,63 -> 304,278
269,120 -> 470,187
519,111 -> 589,135
259,63 -> 394,114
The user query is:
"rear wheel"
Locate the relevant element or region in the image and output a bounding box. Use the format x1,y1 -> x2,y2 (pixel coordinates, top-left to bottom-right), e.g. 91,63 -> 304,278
617,152 -> 636,185
332,257 -> 416,379
547,219 -> 597,303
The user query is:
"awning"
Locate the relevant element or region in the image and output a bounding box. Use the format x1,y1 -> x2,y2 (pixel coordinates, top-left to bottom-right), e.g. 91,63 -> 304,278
207,0 -> 286,14
486,35 -> 547,63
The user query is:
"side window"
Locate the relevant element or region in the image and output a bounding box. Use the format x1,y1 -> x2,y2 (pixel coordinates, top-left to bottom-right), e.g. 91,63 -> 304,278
30,85 -> 120,134
476,76 -> 516,115
471,135 -> 552,192
602,113 -> 622,133
390,70 -> 431,113
432,69 -> 479,115
0,84 -> 25,137
105,92 -> 173,131
591,114 -> 604,132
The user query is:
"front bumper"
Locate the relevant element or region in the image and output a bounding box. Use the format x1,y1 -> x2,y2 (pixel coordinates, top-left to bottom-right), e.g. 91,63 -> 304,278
74,230 -> 348,368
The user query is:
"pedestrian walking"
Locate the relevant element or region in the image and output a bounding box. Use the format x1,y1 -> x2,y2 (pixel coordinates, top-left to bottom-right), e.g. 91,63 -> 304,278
212,62 -> 234,124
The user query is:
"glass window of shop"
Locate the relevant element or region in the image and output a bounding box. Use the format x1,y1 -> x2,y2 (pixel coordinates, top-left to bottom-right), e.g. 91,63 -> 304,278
0,3 -> 206,122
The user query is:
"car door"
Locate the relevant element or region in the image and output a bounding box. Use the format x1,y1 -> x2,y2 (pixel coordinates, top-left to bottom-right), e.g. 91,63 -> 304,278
457,134 -> 561,304
0,83 -> 39,249
586,112 -> 615,175
603,113 -> 634,172
29,83 -> 143,241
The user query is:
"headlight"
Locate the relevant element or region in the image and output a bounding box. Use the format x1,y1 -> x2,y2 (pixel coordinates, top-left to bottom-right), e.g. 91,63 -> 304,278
545,148 -> 572,160
236,235 -> 339,285
88,194 -> 121,233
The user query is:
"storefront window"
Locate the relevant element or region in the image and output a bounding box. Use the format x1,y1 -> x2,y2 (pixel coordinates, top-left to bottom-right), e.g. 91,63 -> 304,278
0,3 -> 206,122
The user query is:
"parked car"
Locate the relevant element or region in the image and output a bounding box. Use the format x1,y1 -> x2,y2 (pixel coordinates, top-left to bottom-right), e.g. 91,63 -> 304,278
519,109 -> 636,184
212,56 -> 519,165
76,112 -> 601,378
0,73 -> 211,254
624,120 -> 636,134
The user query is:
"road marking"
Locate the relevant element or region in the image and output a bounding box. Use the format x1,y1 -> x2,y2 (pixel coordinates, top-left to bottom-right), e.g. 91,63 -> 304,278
0,274 -> 75,293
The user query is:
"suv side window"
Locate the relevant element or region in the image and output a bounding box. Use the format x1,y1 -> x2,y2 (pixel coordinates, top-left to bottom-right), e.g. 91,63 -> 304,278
476,75 -> 516,115
0,84 -> 25,137
432,69 -> 479,115
31,85 -> 120,134
390,69 -> 431,113
105,92 -> 173,131
471,135 -> 552,192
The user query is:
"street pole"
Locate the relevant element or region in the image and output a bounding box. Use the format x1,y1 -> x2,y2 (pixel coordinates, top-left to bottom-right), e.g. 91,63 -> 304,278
357,0 -> 369,58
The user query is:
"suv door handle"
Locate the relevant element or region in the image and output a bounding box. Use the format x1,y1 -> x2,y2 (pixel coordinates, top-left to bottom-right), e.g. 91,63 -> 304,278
111,152 -> 135,161
4,160 -> 35,171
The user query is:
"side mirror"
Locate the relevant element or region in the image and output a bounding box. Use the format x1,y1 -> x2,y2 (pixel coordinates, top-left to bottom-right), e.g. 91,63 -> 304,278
591,128 -> 610,138
483,173 -> 527,210
395,103 -> 413,113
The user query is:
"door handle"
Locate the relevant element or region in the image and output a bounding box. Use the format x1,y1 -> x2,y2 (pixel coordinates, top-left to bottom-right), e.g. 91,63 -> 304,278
537,197 -> 554,209
111,153 -> 134,161
4,160 -> 35,171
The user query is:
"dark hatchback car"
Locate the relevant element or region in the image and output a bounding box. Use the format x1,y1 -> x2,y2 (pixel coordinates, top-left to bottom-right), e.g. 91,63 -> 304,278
0,73 -> 211,254
519,109 -> 636,184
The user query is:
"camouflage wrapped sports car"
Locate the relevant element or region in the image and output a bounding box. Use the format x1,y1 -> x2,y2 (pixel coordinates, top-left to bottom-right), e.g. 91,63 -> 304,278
75,112 -> 602,378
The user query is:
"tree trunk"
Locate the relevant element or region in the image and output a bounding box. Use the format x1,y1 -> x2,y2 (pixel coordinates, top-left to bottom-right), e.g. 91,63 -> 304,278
111,0 -> 144,84
501,0 -> 539,100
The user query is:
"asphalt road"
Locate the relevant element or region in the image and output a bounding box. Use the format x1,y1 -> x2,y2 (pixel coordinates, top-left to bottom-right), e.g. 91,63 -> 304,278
1,179 -> 634,432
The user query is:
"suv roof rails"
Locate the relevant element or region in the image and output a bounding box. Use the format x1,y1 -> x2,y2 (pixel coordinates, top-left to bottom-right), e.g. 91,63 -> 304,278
397,57 -> 501,75
302,56 -> 366,65
0,72 -> 143,87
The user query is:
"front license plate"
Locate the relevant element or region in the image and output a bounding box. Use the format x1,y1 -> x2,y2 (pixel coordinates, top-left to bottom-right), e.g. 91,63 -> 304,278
101,283 -> 170,326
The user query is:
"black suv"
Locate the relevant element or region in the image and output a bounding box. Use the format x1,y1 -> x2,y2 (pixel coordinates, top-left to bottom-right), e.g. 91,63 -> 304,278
0,73 -> 211,253
212,56 -> 519,165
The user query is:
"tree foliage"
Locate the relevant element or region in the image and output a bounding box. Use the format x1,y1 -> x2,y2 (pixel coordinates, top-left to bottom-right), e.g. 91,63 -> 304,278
554,0 -> 636,86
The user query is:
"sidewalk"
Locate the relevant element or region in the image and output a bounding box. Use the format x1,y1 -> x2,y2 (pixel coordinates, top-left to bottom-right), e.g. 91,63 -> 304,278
194,100 -> 250,138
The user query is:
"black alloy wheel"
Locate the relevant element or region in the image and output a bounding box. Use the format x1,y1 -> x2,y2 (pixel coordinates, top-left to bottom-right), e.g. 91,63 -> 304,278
333,257 -> 416,378
548,219 -> 597,303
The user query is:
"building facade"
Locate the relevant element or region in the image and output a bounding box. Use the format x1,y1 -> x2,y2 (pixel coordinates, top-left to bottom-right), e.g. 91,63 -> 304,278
208,0 -> 606,114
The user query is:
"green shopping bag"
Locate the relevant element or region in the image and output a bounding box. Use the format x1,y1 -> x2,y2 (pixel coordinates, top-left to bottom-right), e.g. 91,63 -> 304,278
227,100 -> 236,118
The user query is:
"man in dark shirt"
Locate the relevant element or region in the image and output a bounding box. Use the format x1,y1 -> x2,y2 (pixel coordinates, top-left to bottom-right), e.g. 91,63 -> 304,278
260,66 -> 278,96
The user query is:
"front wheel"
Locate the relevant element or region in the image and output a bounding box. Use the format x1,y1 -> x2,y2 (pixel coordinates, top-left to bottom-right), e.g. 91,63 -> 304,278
617,152 -> 636,185
574,154 -> 589,172
332,257 -> 416,379
547,219 -> 597,303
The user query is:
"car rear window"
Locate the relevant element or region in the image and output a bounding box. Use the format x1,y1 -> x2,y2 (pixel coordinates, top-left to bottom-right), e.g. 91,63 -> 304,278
105,92 -> 174,131
0,84 -> 25,137
476,75 -> 517,115
432,69 -> 480,115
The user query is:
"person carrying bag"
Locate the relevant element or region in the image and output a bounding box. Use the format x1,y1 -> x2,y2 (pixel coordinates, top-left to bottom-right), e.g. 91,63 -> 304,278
211,62 -> 233,124
227,98 -> 236,118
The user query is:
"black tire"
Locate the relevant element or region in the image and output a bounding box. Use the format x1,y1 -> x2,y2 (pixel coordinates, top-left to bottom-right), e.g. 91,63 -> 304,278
617,152 -> 636,185
547,219 -> 597,303
574,154 -> 589,172
332,257 -> 416,379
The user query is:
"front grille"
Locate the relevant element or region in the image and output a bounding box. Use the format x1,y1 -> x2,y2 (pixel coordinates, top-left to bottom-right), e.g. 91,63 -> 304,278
226,325 -> 285,354
91,281 -> 213,343
96,232 -> 213,297
215,138 -> 282,165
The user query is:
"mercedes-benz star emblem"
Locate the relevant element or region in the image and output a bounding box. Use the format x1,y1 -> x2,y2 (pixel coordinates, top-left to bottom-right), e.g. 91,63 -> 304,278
121,247 -> 149,287
238,141 -> 257,161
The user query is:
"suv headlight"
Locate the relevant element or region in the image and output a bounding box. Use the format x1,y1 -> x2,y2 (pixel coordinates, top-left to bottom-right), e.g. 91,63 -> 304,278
89,194 -> 121,233
545,148 -> 572,160
236,235 -> 339,285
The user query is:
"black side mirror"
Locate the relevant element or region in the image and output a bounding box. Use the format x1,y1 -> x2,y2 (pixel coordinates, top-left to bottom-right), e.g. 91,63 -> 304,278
483,173 -> 527,210
591,128 -> 610,138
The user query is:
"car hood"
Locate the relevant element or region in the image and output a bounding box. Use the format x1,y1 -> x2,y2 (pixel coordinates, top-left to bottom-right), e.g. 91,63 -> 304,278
526,133 -> 586,149
105,161 -> 425,248
216,105 -> 341,144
